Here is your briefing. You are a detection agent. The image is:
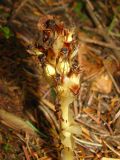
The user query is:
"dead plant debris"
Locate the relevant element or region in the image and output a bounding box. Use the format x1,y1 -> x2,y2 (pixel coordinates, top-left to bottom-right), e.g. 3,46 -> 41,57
0,0 -> 120,160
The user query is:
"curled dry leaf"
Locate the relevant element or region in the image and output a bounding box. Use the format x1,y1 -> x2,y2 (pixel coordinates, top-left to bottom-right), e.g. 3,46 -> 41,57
91,71 -> 113,94
78,43 -> 118,94
104,57 -> 118,75
91,57 -> 118,94
78,43 -> 103,78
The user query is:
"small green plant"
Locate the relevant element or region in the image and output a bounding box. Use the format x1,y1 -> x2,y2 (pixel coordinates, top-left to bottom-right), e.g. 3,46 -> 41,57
74,1 -> 88,21
2,143 -> 12,152
0,26 -> 13,39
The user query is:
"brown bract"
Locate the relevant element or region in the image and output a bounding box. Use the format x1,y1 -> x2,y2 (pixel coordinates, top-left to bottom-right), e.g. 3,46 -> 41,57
37,15 -> 64,32
70,84 -> 80,95
37,15 -> 77,74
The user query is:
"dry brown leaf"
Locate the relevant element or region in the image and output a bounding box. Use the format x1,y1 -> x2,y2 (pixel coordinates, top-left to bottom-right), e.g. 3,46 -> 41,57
91,56 -> 118,94
104,57 -> 118,75
78,43 -> 103,78
91,72 -> 112,94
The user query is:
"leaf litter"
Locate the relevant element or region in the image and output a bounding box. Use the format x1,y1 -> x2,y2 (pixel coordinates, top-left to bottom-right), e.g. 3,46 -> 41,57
0,0 -> 120,159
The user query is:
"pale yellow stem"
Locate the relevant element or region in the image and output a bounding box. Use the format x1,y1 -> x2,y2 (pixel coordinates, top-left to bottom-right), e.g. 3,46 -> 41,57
60,98 -> 74,160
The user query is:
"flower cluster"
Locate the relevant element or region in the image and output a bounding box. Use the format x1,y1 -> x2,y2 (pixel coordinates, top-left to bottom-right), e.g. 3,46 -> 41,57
31,15 -> 79,86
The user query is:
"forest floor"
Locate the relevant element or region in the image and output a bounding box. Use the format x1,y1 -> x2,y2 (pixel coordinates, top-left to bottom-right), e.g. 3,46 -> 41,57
0,0 -> 120,160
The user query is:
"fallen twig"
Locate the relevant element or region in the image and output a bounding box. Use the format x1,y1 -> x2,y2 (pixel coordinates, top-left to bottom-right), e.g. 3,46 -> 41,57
84,0 -> 120,60
22,145 -> 31,160
103,140 -> 120,157
78,36 -> 120,51
73,135 -> 102,147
